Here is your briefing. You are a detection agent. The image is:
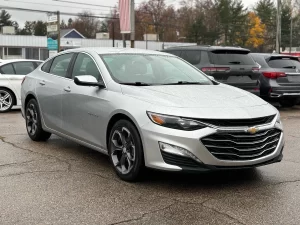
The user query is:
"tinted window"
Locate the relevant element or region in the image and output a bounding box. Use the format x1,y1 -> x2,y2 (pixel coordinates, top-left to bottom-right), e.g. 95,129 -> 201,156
251,55 -> 269,68
167,50 -> 181,57
41,59 -> 53,73
50,53 -> 74,77
180,50 -> 201,65
268,58 -> 300,69
209,50 -> 255,65
72,53 -> 101,80
0,64 -> 15,74
13,62 -> 35,75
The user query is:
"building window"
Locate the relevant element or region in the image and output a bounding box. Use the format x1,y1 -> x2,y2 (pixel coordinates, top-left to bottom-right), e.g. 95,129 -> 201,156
26,48 -> 39,60
8,48 -> 22,56
40,49 -> 49,60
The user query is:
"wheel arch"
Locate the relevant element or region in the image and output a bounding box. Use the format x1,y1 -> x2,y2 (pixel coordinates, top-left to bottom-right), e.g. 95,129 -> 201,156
106,111 -> 143,150
0,86 -> 17,106
24,93 -> 37,109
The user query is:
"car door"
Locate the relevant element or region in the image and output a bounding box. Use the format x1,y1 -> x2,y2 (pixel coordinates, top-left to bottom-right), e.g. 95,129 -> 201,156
61,52 -> 107,148
36,53 -> 74,132
11,61 -> 37,101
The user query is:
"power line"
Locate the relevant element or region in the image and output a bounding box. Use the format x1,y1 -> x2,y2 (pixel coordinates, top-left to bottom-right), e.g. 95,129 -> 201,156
52,0 -> 117,9
3,0 -> 113,12
0,5 -> 118,19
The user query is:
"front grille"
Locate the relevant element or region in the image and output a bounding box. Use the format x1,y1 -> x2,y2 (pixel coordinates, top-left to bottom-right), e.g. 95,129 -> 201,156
161,151 -> 200,168
201,129 -> 281,161
197,115 -> 275,127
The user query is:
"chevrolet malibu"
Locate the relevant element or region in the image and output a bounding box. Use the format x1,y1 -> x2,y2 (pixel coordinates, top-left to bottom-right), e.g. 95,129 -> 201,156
21,48 -> 284,181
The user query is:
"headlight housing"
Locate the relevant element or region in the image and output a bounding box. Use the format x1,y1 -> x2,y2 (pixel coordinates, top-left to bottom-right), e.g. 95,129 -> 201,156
276,113 -> 281,124
147,112 -> 206,131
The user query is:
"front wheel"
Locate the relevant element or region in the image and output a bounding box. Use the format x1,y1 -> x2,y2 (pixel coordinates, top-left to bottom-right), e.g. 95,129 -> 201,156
108,120 -> 145,181
25,99 -> 52,141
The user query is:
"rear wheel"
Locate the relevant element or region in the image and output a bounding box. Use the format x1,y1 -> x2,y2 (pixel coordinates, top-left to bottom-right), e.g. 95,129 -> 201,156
280,98 -> 298,107
108,120 -> 145,181
0,88 -> 14,113
25,99 -> 52,141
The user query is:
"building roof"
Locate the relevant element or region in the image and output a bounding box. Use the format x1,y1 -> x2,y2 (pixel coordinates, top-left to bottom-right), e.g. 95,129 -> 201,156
60,29 -> 85,38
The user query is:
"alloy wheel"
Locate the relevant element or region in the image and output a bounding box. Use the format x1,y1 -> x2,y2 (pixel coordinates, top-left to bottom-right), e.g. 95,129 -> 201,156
0,90 -> 12,112
26,103 -> 38,136
111,127 -> 136,174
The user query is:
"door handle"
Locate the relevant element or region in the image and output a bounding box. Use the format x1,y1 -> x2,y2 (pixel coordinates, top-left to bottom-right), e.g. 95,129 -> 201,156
64,87 -> 71,92
39,80 -> 46,85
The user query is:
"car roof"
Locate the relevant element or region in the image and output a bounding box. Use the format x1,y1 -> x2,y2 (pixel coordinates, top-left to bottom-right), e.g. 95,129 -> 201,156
251,53 -> 298,59
61,47 -> 172,56
0,59 -> 43,65
162,45 -> 250,52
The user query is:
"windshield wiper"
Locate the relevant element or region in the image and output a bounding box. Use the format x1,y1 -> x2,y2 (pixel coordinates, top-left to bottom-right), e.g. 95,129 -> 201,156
228,61 -> 241,64
163,81 -> 206,85
120,82 -> 151,86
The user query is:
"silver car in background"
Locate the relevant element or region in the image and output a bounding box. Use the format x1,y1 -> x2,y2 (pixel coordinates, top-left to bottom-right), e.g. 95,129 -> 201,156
21,48 -> 284,181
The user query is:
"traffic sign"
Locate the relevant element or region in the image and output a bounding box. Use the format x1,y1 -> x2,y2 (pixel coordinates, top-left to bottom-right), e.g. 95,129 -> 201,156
47,25 -> 58,32
47,15 -> 58,23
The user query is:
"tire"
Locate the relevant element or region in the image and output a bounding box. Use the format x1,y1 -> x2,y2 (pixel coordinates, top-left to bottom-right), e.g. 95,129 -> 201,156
108,119 -> 145,182
0,88 -> 14,113
25,98 -> 52,142
280,99 -> 298,107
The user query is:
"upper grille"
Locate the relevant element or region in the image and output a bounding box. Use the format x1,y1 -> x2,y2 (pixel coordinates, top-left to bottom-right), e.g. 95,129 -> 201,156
201,129 -> 281,161
196,115 -> 275,127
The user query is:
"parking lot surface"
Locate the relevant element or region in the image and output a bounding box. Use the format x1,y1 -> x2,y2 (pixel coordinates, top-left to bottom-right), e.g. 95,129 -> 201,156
0,107 -> 300,225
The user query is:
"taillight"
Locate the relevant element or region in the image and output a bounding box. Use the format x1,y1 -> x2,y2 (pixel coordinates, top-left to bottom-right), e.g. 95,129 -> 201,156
262,72 -> 286,79
201,67 -> 230,73
252,67 -> 260,73
21,77 -> 26,85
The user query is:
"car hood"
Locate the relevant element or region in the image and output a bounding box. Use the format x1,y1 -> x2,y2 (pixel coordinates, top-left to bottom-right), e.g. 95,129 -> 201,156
121,84 -> 267,108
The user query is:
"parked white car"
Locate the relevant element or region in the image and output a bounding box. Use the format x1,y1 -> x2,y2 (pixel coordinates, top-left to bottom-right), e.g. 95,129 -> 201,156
0,59 -> 43,112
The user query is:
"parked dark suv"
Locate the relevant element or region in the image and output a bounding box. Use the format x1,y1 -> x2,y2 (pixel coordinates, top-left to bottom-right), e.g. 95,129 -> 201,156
162,46 -> 260,95
251,53 -> 300,107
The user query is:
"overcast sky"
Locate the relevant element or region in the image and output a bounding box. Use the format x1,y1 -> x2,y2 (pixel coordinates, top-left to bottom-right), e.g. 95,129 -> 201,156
0,0 -> 254,28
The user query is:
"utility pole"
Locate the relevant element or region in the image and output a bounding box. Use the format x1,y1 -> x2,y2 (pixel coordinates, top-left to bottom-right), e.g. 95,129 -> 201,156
112,21 -> 115,47
290,5 -> 293,54
130,0 -> 135,48
276,0 -> 282,53
57,11 -> 61,52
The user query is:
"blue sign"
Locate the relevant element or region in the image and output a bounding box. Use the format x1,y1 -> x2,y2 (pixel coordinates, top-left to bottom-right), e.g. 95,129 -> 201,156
47,38 -> 58,50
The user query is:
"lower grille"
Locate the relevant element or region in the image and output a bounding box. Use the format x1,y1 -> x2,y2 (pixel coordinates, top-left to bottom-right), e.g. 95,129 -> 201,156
161,151 -> 200,168
201,129 -> 281,161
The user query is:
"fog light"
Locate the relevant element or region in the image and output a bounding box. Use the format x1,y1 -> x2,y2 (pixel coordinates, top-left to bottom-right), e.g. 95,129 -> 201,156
159,142 -> 202,163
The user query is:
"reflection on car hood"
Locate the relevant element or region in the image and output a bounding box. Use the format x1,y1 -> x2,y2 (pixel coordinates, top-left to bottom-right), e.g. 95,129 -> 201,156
121,84 -> 267,108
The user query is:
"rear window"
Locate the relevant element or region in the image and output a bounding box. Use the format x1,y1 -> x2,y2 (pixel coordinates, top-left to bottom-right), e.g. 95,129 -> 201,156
209,50 -> 255,65
268,57 -> 300,69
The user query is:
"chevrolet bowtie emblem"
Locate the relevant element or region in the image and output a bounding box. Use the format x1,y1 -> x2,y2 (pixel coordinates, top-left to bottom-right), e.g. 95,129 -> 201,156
247,127 -> 259,134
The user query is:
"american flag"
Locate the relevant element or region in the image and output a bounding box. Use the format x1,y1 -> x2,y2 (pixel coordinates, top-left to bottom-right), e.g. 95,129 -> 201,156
119,0 -> 131,33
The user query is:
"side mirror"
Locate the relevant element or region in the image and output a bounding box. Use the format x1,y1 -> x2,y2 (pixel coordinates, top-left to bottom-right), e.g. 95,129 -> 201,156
207,75 -> 215,81
74,75 -> 105,88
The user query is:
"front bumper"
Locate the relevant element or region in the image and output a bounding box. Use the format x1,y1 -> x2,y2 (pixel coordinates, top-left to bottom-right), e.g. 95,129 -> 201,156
140,119 -> 284,172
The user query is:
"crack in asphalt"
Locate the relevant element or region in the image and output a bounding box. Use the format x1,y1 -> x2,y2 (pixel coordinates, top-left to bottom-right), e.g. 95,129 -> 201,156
287,134 -> 300,139
107,201 -> 177,225
0,170 -> 67,178
0,136 -> 72,171
0,160 -> 36,167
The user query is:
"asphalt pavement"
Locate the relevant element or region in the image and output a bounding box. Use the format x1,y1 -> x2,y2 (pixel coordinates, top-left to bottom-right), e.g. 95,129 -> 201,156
1,107 -> 300,225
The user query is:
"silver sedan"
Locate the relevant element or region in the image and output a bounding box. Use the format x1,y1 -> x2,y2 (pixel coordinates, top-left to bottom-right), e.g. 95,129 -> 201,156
21,48 -> 284,181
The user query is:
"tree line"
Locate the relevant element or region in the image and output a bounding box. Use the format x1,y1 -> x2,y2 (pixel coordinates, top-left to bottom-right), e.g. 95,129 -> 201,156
1,0 -> 299,52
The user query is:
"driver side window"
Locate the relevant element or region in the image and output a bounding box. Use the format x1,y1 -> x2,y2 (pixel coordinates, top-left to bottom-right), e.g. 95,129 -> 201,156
72,53 -> 102,81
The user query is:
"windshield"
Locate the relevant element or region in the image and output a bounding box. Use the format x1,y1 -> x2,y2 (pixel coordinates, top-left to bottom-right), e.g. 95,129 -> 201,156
101,54 -> 212,85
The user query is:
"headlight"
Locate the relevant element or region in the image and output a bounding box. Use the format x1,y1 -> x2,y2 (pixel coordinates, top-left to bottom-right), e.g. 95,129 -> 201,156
147,112 -> 206,131
276,113 -> 281,124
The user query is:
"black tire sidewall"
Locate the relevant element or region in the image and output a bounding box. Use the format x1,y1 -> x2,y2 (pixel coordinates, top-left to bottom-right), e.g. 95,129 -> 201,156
108,119 -> 144,181
25,99 -> 50,141
0,88 -> 14,113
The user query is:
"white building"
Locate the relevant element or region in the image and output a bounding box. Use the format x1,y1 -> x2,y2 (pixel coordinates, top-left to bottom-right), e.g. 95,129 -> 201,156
0,34 -> 196,60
